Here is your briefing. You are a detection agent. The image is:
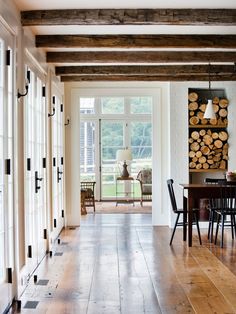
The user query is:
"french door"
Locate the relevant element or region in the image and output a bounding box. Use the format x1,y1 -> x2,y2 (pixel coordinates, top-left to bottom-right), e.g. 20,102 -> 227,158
51,92 -> 64,239
24,68 -> 47,275
0,24 -> 15,312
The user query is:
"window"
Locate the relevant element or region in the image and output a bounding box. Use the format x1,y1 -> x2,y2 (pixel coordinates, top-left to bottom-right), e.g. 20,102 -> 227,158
130,97 -> 152,114
101,97 -> 124,114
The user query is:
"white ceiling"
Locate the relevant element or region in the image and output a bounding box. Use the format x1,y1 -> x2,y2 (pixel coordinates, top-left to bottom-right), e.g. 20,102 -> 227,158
14,0 -> 236,37
13,0 -> 236,10
12,0 -> 236,75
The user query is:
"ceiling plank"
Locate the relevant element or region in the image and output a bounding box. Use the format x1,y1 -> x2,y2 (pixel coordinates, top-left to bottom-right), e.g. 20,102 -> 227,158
56,65 -> 235,76
61,74 -> 236,82
48,51 -> 236,64
36,35 -> 236,49
21,9 -> 236,26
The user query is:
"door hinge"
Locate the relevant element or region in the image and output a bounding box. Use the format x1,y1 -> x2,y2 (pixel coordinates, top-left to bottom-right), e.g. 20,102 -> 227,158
6,50 -> 10,66
28,245 -> 32,258
5,159 -> 11,175
27,158 -> 31,171
42,86 -> 46,97
7,268 -> 12,283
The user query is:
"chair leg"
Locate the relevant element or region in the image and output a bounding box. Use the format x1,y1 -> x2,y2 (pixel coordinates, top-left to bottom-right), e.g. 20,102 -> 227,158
215,213 -> 221,245
194,212 -> 202,245
233,215 -> 236,237
210,210 -> 215,243
169,213 -> 180,245
221,214 -> 225,248
208,210 -> 212,240
231,214 -> 234,239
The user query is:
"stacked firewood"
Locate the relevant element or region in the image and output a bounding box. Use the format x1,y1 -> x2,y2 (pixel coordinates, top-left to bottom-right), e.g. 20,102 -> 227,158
189,129 -> 228,170
188,91 -> 229,170
188,92 -> 228,126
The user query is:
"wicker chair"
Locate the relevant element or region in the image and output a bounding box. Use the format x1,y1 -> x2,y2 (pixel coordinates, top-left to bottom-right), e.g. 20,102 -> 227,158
136,169 -> 152,206
80,181 -> 96,212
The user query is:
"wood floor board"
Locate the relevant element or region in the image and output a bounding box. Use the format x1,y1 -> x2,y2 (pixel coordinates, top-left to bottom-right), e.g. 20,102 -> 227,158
10,214 -> 236,314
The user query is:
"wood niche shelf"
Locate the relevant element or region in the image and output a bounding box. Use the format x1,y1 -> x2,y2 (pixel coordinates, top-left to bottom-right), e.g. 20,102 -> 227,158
188,88 -> 228,173
189,169 -> 226,173
189,124 -> 227,129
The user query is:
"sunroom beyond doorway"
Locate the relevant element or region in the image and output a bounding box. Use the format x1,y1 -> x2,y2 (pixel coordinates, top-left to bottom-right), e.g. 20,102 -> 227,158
79,93 -> 152,212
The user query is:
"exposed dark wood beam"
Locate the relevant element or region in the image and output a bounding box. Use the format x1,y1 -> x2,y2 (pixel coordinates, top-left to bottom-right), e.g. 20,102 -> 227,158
61,74 -> 236,82
48,51 -> 236,64
21,9 -> 236,26
56,65 -> 235,76
36,34 -> 236,49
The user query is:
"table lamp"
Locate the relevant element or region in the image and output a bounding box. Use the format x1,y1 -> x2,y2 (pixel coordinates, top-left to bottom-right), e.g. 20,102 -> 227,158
116,148 -> 132,178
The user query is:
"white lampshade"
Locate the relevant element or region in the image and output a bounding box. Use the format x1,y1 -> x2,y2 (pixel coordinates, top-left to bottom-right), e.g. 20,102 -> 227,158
203,99 -> 216,119
116,149 -> 132,162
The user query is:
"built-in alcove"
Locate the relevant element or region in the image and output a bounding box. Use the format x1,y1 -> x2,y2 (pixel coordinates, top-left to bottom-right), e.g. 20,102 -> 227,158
188,88 -> 229,220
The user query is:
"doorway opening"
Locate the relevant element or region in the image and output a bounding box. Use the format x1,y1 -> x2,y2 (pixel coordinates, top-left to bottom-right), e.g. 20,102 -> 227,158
80,94 -> 152,214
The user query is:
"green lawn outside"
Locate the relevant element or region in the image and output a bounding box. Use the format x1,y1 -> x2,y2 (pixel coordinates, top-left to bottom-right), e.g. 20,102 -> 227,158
102,182 -> 141,198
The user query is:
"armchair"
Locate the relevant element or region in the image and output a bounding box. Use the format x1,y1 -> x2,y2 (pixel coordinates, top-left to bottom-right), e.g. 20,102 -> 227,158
136,169 -> 152,206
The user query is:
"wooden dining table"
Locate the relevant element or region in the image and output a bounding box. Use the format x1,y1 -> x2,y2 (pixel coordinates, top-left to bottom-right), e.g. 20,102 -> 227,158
179,183 -> 224,247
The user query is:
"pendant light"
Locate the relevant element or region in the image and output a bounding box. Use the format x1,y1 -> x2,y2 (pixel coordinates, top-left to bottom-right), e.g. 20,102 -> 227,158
204,63 -> 216,119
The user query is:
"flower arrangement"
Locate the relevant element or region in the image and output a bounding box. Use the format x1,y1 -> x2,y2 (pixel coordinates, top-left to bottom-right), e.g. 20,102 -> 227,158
226,171 -> 236,181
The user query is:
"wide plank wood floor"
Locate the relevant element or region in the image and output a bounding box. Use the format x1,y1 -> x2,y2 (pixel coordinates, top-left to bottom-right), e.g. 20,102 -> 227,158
11,214 -> 236,314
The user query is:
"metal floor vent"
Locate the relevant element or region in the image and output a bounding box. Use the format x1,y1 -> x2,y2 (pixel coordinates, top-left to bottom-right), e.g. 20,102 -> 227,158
24,301 -> 39,309
36,279 -> 49,286
54,252 -> 63,256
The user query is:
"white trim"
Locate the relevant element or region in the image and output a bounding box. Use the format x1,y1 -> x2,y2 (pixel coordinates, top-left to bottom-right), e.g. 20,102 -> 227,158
0,15 -> 16,36
66,83 -> 169,226
25,49 -> 47,78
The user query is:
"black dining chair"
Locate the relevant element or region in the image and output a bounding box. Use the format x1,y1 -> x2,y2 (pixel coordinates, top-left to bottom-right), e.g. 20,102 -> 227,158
215,181 -> 236,248
167,179 -> 202,245
204,178 -> 227,242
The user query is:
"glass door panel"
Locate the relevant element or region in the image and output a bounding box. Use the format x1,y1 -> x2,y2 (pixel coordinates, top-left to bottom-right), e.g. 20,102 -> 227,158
51,94 -> 64,239
100,121 -> 124,199
0,28 -> 15,313
130,121 -> 152,197
80,121 -> 95,181
24,69 -> 47,275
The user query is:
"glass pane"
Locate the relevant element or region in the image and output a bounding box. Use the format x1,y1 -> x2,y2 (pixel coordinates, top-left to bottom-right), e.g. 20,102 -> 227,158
130,97 -> 152,114
80,121 -> 95,181
101,121 -> 124,199
101,97 -> 124,114
131,122 -> 152,146
80,98 -> 95,114
101,122 -> 123,146
131,122 -> 152,175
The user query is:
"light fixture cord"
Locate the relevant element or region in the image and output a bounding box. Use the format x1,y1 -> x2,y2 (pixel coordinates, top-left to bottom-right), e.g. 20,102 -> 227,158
208,63 -> 212,99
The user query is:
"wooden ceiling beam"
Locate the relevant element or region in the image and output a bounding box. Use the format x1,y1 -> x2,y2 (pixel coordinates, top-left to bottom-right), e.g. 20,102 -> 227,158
56,65 -> 236,76
21,9 -> 236,26
60,74 -> 236,82
48,51 -> 236,64
36,35 -> 236,49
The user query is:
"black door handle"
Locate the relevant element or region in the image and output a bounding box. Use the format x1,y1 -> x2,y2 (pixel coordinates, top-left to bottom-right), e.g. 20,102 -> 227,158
57,167 -> 63,183
35,171 -> 43,193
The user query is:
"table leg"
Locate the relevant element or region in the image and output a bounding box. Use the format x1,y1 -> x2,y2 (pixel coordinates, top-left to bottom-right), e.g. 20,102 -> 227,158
188,197 -> 193,247
183,196 -> 187,241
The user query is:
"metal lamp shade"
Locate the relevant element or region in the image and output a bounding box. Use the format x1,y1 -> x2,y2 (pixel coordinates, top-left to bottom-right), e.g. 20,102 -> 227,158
204,99 -> 216,119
